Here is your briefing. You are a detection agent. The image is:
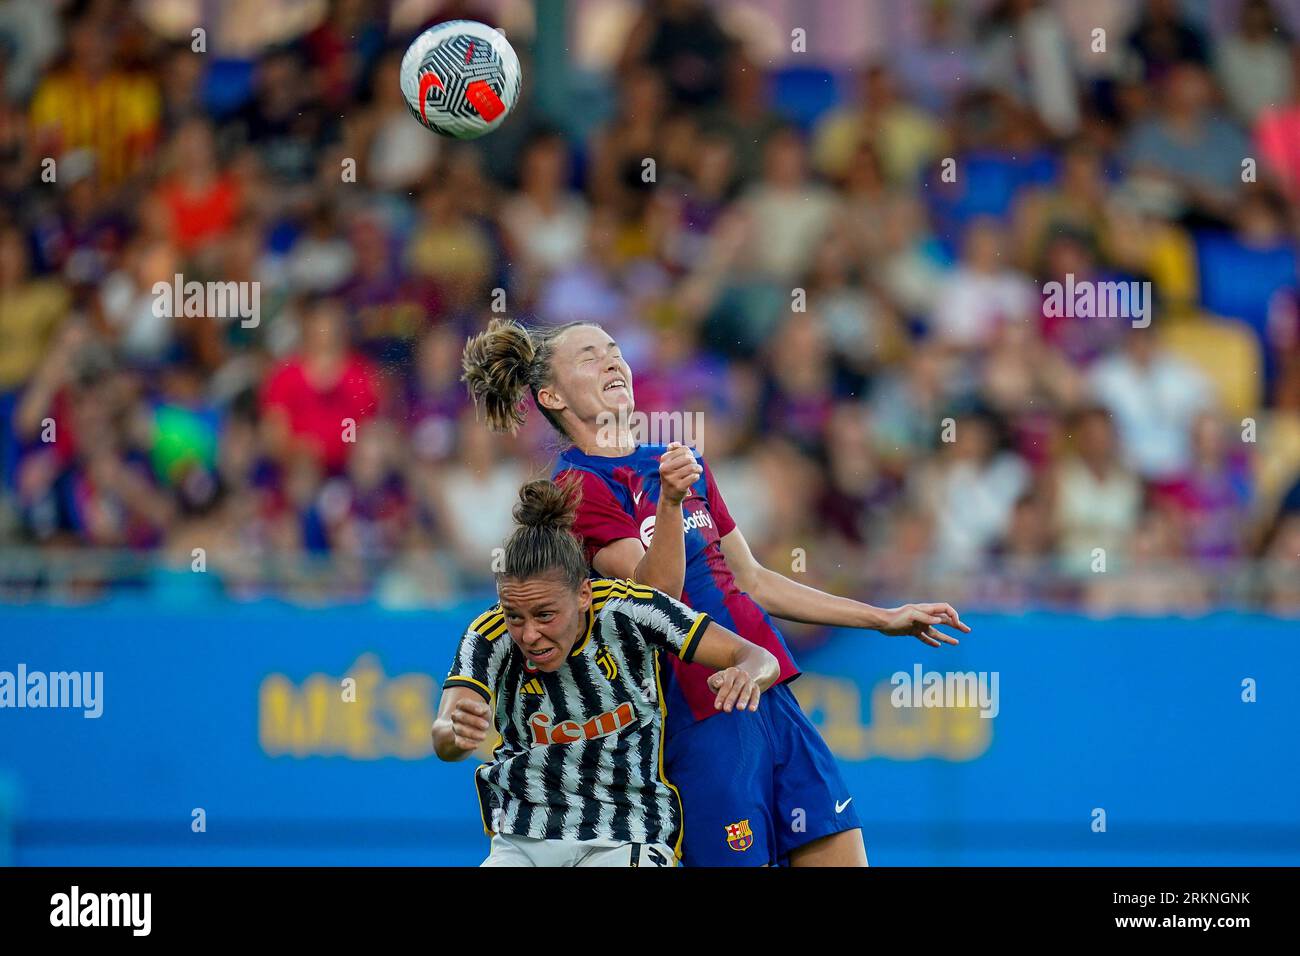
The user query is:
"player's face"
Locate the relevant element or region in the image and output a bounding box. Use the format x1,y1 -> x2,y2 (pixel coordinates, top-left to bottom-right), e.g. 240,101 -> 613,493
497,575 -> 593,672
547,325 -> 634,425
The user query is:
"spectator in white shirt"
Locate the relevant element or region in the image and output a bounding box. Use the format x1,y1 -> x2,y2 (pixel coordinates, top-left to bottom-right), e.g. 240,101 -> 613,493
500,130 -> 590,301
931,217 -> 1037,350
1213,0 -> 1294,124
911,413 -> 1030,570
731,126 -> 837,284
1053,406 -> 1144,573
1088,329 -> 1214,480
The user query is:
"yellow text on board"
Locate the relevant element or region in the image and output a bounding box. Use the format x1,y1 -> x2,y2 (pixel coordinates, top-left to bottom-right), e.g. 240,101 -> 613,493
792,673 -> 992,761
260,654 -> 434,759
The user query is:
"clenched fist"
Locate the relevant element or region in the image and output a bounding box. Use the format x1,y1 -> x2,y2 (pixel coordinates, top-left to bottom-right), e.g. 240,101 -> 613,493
658,442 -> 702,506
443,696 -> 491,751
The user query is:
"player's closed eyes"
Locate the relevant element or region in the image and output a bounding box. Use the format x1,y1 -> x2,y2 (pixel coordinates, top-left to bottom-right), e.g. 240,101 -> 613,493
580,345 -> 619,364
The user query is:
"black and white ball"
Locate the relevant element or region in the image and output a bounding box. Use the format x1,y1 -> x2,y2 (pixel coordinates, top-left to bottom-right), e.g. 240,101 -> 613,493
400,20 -> 522,140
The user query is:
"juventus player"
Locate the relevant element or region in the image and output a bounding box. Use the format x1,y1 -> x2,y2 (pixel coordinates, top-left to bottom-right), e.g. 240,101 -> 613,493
462,319 -> 970,867
432,478 -> 779,867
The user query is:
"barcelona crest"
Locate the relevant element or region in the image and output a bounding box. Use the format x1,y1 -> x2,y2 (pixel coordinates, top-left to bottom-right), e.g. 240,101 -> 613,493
725,819 -> 753,851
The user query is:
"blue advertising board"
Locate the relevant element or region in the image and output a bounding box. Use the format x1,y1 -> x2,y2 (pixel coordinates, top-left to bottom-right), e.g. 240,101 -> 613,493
1,600 -> 1296,865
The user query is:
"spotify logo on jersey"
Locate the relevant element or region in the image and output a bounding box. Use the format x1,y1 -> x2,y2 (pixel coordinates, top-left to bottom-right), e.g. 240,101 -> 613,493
639,510 -> 714,548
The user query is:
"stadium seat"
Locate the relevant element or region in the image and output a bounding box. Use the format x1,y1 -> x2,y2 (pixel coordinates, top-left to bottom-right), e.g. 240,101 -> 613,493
1253,411 -> 1300,517
1159,316 -> 1263,418
1196,233 -> 1298,332
1146,225 -> 1199,313
1195,231 -> 1298,386
771,67 -> 847,131
928,149 -> 1060,257
201,58 -> 256,118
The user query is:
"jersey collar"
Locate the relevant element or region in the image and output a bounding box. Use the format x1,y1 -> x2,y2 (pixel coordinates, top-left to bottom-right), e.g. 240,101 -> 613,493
563,444 -> 644,467
569,602 -> 596,658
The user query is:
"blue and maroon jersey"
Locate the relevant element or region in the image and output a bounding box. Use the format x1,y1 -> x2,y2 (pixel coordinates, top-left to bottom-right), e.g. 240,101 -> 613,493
552,444 -> 801,735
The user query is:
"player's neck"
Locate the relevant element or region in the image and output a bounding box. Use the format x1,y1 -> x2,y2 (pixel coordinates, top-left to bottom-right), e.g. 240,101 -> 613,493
573,428 -> 637,458
579,441 -> 636,458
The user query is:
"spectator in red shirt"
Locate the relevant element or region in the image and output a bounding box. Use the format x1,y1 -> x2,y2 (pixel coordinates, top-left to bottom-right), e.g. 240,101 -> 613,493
153,119 -> 241,257
1255,48 -> 1300,203
261,297 -> 382,475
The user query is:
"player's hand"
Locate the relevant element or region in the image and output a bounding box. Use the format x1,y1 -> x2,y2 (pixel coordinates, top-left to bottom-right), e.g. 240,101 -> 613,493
658,442 -> 702,506
707,667 -> 761,713
877,603 -> 971,647
445,697 -> 491,751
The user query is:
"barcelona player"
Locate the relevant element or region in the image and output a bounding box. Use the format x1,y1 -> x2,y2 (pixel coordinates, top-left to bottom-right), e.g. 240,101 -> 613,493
462,319 -> 970,867
433,478 -> 779,866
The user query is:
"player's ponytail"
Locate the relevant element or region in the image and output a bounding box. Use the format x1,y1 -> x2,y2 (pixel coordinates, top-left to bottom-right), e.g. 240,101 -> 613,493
461,318 -> 597,438
500,477 -> 588,590
461,318 -> 536,434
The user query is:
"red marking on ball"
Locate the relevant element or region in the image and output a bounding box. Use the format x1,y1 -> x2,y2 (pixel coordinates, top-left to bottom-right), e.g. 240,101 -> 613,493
465,80 -> 505,121
418,71 -> 444,124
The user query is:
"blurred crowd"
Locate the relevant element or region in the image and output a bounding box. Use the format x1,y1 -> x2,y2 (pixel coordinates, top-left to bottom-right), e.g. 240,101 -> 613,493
1,0 -> 1299,621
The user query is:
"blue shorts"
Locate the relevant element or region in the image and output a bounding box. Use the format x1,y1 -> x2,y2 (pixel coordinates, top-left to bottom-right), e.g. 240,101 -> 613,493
664,681 -> 861,867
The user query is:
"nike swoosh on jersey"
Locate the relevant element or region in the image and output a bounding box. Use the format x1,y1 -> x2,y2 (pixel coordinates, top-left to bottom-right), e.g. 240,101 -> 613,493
835,798 -> 853,813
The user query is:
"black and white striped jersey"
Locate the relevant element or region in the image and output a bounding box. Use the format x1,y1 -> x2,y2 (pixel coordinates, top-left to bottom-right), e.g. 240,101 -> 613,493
443,578 -> 710,854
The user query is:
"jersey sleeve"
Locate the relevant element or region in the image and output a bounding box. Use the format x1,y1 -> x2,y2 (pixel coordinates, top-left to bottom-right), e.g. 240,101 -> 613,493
443,605 -> 511,707
605,582 -> 710,664
702,458 -> 736,538
558,467 -> 642,565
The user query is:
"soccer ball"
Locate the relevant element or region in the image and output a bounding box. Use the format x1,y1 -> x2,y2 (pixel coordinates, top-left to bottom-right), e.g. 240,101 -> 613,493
400,20 -> 522,140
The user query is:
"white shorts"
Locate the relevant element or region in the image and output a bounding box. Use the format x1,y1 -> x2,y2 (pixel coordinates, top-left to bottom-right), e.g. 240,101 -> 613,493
481,833 -> 678,868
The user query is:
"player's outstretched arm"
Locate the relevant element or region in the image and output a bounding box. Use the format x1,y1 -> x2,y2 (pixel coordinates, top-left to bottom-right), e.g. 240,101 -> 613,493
688,621 -> 780,713
432,687 -> 492,762
718,527 -> 972,648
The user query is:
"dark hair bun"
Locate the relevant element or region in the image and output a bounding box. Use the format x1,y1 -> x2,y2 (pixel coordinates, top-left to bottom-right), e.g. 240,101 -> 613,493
512,478 -> 581,532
